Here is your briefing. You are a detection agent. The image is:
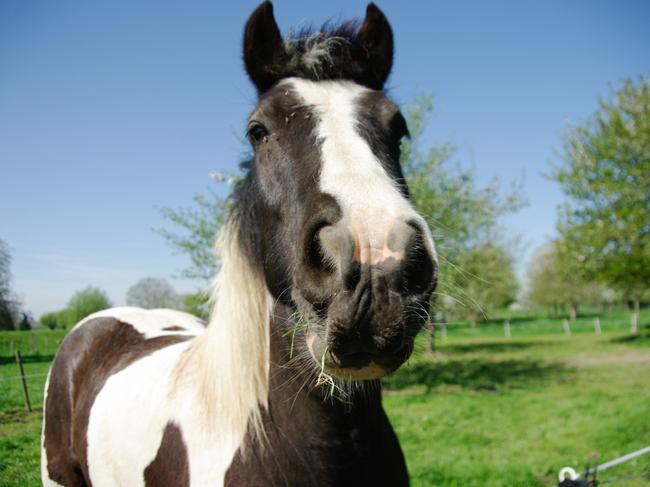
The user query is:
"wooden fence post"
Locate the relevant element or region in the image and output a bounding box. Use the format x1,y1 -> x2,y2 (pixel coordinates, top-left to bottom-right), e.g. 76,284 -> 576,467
631,313 -> 638,334
594,318 -> 601,335
15,351 -> 32,412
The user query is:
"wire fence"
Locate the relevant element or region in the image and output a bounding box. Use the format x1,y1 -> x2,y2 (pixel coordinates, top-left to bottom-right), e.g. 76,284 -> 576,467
427,312 -> 646,342
0,332 -> 64,412
0,331 -> 65,358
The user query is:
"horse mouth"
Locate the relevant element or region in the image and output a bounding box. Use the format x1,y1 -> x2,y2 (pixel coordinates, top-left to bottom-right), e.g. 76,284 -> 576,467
306,333 -> 404,380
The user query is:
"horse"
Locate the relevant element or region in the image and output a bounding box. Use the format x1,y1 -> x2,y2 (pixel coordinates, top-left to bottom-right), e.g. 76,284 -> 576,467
41,2 -> 438,486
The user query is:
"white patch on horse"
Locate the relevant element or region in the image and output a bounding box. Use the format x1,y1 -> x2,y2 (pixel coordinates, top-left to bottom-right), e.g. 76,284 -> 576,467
72,307 -> 205,339
88,339 -> 251,486
86,342 -> 190,486
288,78 -> 437,265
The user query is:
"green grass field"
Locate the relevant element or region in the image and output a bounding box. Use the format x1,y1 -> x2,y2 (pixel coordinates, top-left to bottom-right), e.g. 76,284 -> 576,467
1,312 -> 649,486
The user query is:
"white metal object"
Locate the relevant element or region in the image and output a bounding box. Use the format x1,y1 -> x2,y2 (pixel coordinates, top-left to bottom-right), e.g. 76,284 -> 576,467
558,467 -> 579,482
559,445 -> 650,482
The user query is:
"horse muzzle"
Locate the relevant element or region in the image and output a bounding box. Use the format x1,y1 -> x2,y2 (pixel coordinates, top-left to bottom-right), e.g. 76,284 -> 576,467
295,214 -> 437,380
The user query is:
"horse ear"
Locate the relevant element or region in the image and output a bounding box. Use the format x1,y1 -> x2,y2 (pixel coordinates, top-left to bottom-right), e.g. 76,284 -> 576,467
243,2 -> 286,93
353,3 -> 394,90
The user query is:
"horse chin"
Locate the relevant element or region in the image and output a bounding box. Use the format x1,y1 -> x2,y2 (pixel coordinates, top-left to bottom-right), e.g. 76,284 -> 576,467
305,333 -> 396,381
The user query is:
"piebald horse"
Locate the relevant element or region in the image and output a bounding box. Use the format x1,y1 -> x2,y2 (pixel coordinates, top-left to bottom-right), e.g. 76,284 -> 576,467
41,3 -> 437,486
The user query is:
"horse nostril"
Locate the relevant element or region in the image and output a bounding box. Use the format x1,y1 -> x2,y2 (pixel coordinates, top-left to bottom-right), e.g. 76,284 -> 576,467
306,223 -> 336,274
341,261 -> 361,291
401,227 -> 437,296
318,224 -> 360,289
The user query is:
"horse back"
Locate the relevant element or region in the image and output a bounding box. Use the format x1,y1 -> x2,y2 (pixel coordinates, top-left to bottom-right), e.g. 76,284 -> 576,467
41,308 -> 202,487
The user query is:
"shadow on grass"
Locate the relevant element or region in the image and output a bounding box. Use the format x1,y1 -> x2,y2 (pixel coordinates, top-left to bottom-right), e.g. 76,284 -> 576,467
609,329 -> 650,346
384,358 -> 567,393
0,353 -> 55,366
440,340 -> 542,354
0,409 -> 42,425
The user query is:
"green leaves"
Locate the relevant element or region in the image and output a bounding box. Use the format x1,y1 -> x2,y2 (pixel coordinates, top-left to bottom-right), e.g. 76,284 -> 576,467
59,286 -> 112,328
552,76 -> 650,298
157,187 -> 230,281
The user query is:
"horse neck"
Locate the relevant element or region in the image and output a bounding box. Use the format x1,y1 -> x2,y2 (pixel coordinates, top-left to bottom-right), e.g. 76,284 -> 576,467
225,308 -> 407,485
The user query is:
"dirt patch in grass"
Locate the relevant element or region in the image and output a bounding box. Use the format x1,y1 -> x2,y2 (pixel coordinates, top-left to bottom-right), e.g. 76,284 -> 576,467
564,349 -> 650,367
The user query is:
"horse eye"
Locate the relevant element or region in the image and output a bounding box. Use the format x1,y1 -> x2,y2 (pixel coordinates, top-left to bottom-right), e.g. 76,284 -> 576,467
247,122 -> 269,145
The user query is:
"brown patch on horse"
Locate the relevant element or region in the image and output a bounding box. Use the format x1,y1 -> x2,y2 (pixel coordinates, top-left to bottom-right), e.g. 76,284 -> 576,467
43,317 -> 191,486
144,422 -> 190,487
161,326 -> 186,331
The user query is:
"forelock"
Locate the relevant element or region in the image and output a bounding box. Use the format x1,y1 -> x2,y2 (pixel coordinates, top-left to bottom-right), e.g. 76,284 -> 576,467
280,21 -> 365,83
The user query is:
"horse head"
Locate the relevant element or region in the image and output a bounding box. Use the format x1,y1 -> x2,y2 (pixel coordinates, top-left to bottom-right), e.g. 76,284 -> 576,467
235,2 -> 437,381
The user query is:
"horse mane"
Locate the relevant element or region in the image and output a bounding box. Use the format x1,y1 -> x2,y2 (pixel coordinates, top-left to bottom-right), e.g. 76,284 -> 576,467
278,20 -> 367,83
173,184 -> 271,453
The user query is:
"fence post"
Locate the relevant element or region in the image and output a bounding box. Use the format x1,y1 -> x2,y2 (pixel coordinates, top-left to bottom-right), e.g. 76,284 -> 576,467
563,319 -> 571,336
631,313 -> 638,334
15,351 -> 32,412
594,318 -> 601,335
441,322 -> 448,341
504,320 -> 511,338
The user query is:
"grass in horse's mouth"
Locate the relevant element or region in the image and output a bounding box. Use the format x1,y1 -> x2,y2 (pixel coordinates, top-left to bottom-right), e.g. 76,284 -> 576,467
316,345 -> 351,405
283,310 -> 353,404
283,313 -> 309,359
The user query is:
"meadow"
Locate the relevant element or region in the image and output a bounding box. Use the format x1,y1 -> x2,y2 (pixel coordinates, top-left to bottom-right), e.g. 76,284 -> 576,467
1,310 -> 648,486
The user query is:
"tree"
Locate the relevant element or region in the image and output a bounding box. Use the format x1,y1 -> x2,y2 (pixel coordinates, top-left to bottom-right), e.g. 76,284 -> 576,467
181,291 -> 211,321
126,277 -> 181,309
527,242 -> 608,320
0,239 -> 21,330
39,312 -> 59,330
450,243 -> 518,324
18,313 -> 32,331
60,286 -> 112,329
552,76 -> 650,331
157,184 -> 230,281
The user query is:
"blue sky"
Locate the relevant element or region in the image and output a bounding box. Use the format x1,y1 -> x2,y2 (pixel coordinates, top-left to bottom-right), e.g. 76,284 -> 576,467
1,1 -> 648,317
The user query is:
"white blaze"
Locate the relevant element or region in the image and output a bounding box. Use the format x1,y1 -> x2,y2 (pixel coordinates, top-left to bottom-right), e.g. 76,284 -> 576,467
287,78 -> 436,265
